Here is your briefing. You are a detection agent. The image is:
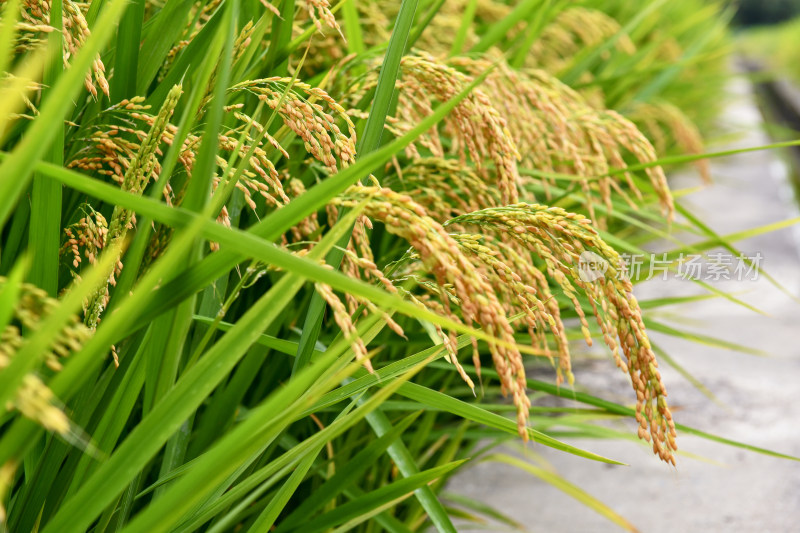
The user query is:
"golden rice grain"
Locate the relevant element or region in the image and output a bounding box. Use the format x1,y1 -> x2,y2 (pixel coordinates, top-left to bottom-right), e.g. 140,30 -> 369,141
0,278 -> 92,436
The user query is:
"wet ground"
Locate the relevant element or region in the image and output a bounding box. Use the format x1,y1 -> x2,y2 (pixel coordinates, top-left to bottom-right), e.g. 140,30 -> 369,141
449,76 -> 800,532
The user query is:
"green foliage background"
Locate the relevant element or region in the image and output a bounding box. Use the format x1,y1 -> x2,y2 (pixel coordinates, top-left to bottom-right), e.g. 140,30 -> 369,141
0,1 -> 795,532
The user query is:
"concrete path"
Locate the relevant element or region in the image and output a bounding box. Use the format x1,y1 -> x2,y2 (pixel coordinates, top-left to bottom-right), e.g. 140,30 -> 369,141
448,75 -> 800,532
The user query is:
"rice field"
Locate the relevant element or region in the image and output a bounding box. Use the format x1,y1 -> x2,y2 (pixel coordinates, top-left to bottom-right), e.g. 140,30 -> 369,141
0,1 -> 796,531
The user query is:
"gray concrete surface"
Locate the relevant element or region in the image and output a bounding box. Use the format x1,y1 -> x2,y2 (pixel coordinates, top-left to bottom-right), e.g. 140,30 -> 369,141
448,76 -> 800,532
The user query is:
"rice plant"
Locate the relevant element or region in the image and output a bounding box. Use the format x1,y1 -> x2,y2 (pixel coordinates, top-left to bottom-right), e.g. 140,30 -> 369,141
0,0 -> 794,531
